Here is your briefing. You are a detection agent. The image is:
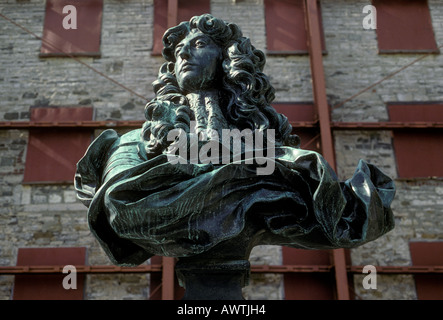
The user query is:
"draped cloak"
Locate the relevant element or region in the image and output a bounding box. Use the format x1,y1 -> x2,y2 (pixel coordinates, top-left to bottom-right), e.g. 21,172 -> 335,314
75,128 -> 395,266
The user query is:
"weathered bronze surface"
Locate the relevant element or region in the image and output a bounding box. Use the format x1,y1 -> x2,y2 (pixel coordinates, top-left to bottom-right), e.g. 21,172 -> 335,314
75,14 -> 395,299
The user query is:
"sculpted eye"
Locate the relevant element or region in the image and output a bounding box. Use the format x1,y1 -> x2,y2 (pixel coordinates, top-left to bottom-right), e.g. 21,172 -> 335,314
175,44 -> 183,56
195,39 -> 207,48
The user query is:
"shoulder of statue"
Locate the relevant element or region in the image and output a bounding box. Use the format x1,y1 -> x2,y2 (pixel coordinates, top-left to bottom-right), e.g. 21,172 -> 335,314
118,128 -> 143,145
109,128 -> 147,159
75,129 -> 120,207
79,129 -> 120,171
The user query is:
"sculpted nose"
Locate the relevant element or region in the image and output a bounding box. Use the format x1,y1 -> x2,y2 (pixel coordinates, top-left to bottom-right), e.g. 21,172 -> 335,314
178,44 -> 191,59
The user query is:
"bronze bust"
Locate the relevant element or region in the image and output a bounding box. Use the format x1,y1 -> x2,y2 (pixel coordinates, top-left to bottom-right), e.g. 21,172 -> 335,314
75,14 -> 395,269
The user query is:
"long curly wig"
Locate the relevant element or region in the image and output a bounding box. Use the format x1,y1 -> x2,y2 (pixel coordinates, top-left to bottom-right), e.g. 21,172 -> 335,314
142,14 -> 300,157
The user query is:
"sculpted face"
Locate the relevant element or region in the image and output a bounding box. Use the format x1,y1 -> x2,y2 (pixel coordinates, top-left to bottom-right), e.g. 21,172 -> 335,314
174,30 -> 223,93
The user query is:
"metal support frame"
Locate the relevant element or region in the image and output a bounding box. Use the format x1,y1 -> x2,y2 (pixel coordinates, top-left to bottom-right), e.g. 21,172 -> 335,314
304,0 -> 350,300
2,264 -> 442,275
4,263 -> 441,300
2,120 -> 443,130
305,0 -> 335,167
161,257 -> 176,300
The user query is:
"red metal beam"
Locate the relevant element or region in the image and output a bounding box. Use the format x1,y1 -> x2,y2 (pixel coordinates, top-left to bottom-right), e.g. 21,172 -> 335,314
0,120 -> 145,129
2,120 -> 443,130
1,120 -> 317,130
161,257 -> 176,300
348,265 -> 443,274
331,122 -> 443,130
2,264 -> 442,275
251,265 -> 332,273
0,265 -> 162,274
304,0 -> 335,168
331,249 -> 350,299
304,0 -> 350,300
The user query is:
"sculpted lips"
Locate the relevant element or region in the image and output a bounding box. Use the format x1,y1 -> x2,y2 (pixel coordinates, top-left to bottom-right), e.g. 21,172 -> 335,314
180,62 -> 196,72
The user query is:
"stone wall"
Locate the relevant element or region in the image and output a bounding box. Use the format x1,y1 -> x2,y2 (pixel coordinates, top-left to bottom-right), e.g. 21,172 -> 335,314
323,0 -> 443,300
1,0 -> 442,300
